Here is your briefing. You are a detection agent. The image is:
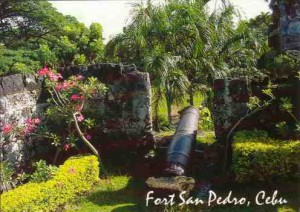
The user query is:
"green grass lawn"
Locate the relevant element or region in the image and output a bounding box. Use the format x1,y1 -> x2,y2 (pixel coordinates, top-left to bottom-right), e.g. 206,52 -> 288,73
155,93 -> 204,120
65,175 -> 298,212
65,176 -> 148,212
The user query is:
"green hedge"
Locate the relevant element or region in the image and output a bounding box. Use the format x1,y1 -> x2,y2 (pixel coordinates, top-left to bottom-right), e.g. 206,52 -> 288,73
232,131 -> 300,182
1,155 -> 99,212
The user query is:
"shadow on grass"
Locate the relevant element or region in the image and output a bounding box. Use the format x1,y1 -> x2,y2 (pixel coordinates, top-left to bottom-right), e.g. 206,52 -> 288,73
78,177 -> 157,212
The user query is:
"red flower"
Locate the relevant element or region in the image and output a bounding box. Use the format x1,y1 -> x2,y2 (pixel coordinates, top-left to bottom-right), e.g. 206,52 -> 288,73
71,94 -> 84,101
64,144 -> 70,151
71,94 -> 79,101
37,67 -> 50,77
2,124 -> 12,134
37,67 -> 62,82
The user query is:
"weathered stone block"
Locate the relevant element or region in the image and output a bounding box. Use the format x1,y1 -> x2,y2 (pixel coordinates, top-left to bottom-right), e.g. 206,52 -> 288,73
2,74 -> 24,95
23,74 -> 42,91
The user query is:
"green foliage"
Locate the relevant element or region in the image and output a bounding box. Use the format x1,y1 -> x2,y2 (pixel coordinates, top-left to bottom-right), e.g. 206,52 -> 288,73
196,131 -> 216,144
0,0 -> 105,73
275,121 -> 289,137
0,0 -> 67,48
157,115 -> 173,131
1,155 -> 99,212
74,54 -> 87,65
277,97 -> 300,136
106,0 -> 268,124
198,107 -> 214,131
29,160 -> 58,183
0,161 -> 15,192
260,51 -> 300,78
280,97 -> 294,115
232,130 -> 300,182
36,44 -> 58,67
0,47 -> 40,76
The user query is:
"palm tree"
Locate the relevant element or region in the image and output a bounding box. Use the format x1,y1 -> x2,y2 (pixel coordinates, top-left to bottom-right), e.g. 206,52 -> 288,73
105,0 -> 268,124
144,49 -> 189,127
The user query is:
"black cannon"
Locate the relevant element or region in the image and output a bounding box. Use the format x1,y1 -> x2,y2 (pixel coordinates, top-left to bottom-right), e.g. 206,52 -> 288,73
165,106 -> 200,176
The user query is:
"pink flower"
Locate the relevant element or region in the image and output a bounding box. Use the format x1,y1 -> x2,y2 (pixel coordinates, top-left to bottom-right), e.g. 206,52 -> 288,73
76,75 -> 84,80
71,94 -> 79,101
71,94 -> 84,101
23,117 -> 40,135
76,114 -> 84,122
37,67 -> 50,77
34,118 -> 41,125
23,125 -> 35,135
69,167 -> 76,174
48,72 -> 62,82
25,118 -> 33,125
64,144 -> 70,151
55,82 -> 70,91
86,134 -> 92,140
2,124 -> 12,134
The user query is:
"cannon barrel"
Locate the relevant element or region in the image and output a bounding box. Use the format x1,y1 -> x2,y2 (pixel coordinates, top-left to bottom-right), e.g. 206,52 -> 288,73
166,106 -> 200,176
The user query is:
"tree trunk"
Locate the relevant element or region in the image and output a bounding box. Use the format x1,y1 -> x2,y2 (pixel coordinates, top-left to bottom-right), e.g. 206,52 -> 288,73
153,102 -> 160,131
188,87 -> 194,106
167,102 -> 172,124
166,92 -> 172,124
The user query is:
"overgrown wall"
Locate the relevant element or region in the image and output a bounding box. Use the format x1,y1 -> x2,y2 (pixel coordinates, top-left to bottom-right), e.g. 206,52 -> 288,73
58,63 -> 154,152
0,74 -> 43,166
1,63 -> 154,167
212,77 -> 300,142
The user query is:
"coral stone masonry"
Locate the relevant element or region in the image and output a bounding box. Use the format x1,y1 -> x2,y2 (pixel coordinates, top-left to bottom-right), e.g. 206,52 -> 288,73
0,63 -> 154,167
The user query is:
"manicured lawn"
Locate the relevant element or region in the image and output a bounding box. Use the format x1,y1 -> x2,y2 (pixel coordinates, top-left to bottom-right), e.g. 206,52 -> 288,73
65,176 -> 149,212
65,175 -> 298,212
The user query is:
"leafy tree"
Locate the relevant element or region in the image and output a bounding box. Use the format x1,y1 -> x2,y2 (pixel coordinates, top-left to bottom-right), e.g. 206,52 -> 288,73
36,44 -> 57,67
0,0 -> 105,72
0,46 -> 41,75
106,0 -> 267,123
0,0 -> 67,48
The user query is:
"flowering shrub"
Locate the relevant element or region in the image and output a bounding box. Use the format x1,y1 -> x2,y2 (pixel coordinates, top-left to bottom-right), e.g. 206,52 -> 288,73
36,67 -> 107,165
1,117 -> 41,137
0,117 -> 42,191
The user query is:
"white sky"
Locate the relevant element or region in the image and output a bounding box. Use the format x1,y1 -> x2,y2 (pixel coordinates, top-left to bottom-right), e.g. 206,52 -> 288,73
49,0 -> 271,43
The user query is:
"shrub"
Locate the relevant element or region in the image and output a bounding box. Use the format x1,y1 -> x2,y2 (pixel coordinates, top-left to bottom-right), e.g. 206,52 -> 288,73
196,131 -> 216,144
0,161 -> 15,192
232,130 -> 300,182
1,155 -> 99,212
198,107 -> 214,131
29,160 -> 58,183
0,47 -> 40,76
